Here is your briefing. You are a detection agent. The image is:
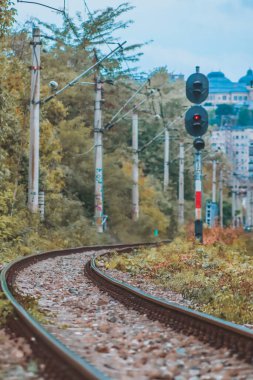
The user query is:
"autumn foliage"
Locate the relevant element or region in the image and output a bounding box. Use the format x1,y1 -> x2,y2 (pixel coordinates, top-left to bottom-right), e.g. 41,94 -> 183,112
185,223 -> 243,245
106,236 -> 253,324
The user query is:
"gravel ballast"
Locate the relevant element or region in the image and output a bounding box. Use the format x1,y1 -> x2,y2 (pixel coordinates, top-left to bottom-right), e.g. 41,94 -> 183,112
14,250 -> 253,380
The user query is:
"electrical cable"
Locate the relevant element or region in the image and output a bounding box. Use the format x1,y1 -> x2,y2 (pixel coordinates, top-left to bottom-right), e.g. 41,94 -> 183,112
138,114 -> 185,153
83,0 -> 134,76
72,144 -> 95,156
17,0 -> 65,13
83,0 -> 113,52
105,97 -> 148,131
105,80 -> 170,131
40,42 -> 125,104
138,129 -> 165,153
63,12 -> 83,46
108,79 -> 149,125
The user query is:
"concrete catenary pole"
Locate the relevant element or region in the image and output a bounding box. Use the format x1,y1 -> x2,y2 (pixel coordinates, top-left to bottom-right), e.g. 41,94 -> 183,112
232,175 -> 236,228
219,168 -> 223,228
132,112 -> 139,221
246,182 -> 253,226
212,160 -> 217,203
28,27 -> 41,213
38,191 -> 45,221
94,75 -> 104,233
164,129 -> 169,192
178,142 -> 184,225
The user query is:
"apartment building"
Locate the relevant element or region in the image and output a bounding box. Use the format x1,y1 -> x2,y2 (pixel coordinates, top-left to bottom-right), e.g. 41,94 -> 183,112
210,126 -> 253,178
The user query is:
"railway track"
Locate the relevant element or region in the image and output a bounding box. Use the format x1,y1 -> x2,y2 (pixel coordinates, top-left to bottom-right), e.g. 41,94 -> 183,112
87,248 -> 253,362
0,242 -> 157,380
1,242 -> 253,379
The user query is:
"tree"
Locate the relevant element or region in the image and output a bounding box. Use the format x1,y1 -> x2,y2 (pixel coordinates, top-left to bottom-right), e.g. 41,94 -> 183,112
0,0 -> 16,40
238,107 -> 253,126
215,104 -> 234,117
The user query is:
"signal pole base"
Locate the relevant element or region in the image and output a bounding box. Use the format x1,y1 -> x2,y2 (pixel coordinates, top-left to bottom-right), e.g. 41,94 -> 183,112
195,220 -> 203,243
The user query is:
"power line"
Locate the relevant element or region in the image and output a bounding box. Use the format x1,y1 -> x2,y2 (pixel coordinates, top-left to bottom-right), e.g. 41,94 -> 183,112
72,144 -> 95,157
139,114 -> 185,153
17,0 -> 66,14
105,82 -> 171,129
105,82 -> 169,131
83,0 -> 133,76
107,79 -> 149,126
83,0 -> 113,52
138,129 -> 165,153
104,97 -> 148,131
40,42 -> 126,104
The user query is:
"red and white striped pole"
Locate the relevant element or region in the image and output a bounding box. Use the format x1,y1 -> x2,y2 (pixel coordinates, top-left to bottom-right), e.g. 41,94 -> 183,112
194,150 -> 203,242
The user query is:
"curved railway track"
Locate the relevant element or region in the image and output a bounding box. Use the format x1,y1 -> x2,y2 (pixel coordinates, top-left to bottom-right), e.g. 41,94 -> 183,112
0,243 -> 156,380
1,241 -> 253,379
87,249 -> 253,363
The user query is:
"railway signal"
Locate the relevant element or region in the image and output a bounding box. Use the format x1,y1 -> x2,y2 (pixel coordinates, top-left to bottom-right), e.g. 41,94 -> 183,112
193,137 -> 205,151
185,105 -> 208,137
185,66 -> 209,243
186,70 -> 209,104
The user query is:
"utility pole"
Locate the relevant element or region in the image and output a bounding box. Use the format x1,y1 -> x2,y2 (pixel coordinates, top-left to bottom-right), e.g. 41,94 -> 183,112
132,112 -> 139,221
94,74 -> 104,233
28,27 -> 41,213
164,129 -> 169,192
38,191 -> 45,221
178,142 -> 184,225
212,160 -> 216,203
219,168 -> 223,228
232,175 -> 236,228
246,182 -> 253,226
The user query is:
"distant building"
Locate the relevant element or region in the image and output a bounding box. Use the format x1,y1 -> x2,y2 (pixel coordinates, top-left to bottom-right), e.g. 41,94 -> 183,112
210,126 -> 253,178
168,73 -> 184,82
204,69 -> 253,109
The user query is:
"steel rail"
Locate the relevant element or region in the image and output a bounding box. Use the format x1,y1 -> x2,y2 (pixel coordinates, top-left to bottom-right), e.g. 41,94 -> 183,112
0,242 -> 161,380
87,248 -> 253,363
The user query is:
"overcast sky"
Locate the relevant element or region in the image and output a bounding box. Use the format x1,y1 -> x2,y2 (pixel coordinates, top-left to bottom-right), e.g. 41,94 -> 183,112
15,0 -> 253,81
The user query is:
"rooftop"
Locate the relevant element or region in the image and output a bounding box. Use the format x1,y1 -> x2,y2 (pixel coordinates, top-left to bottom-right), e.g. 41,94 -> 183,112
239,69 -> 253,86
208,71 -> 248,94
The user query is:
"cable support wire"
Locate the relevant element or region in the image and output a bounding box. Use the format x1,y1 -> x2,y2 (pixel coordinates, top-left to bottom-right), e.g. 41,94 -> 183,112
72,144 -> 95,157
139,114 -> 185,153
107,79 -> 150,126
40,42 -> 126,105
18,0 -> 82,45
17,0 -> 66,13
105,81 -> 168,131
104,97 -> 148,131
83,0 -> 113,52
83,0 -> 139,76
138,129 -> 165,153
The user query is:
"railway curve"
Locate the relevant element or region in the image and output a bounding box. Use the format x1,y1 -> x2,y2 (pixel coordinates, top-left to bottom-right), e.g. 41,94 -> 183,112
1,241 -> 253,379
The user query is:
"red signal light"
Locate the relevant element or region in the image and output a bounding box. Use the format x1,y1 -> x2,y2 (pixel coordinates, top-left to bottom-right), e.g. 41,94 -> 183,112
193,114 -> 201,121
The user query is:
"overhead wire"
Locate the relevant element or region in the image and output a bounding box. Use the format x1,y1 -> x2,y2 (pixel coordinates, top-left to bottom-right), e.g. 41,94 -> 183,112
105,97 -> 148,131
17,0 -> 65,13
83,0 -> 113,52
105,80 -> 170,131
138,113 -> 185,153
40,42 -> 125,104
107,79 -> 149,126
72,144 -> 95,157
83,0 -> 134,76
